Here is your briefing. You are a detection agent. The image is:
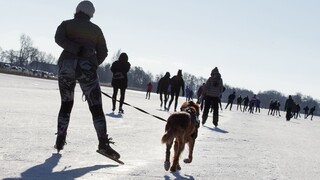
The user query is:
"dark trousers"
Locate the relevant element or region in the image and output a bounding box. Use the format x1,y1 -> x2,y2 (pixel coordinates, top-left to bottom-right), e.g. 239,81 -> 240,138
159,92 -> 169,108
202,96 -> 220,126
112,87 -> 126,110
168,90 -> 180,111
57,59 -> 107,140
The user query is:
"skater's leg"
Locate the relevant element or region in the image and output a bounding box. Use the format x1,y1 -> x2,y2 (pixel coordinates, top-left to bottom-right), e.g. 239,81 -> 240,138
112,87 -> 118,111
55,59 -> 77,151
174,92 -> 179,112
212,97 -> 219,127
202,96 -> 211,125
119,88 -> 126,112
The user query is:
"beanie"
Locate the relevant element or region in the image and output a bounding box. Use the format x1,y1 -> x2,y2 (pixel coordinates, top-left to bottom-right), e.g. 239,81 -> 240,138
119,53 -> 128,62
76,1 -> 95,18
211,67 -> 219,76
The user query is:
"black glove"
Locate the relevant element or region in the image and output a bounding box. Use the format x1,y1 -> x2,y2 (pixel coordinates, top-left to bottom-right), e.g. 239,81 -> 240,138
78,46 -> 95,57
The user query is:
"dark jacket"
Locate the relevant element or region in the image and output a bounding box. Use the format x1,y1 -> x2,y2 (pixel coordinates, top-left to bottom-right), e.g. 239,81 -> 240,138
111,55 -> 131,89
55,13 -> 108,66
170,71 -> 185,95
205,72 -> 223,98
157,73 -> 171,93
285,96 -> 295,111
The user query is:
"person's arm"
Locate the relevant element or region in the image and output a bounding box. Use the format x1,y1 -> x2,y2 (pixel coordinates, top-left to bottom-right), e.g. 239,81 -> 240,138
54,21 -> 81,55
95,27 -> 108,65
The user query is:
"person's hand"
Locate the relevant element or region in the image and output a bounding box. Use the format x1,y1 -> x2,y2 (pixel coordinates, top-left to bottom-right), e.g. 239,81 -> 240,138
78,46 -> 95,57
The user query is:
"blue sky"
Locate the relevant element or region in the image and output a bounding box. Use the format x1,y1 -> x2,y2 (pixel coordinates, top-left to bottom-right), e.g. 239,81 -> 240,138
0,0 -> 319,100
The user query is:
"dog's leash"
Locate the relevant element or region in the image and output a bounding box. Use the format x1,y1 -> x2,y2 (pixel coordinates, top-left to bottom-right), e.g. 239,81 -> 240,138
101,91 -> 167,122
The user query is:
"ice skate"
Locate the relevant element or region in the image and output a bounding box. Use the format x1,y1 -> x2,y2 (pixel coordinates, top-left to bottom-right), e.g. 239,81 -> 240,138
54,135 -> 66,153
97,137 -> 123,164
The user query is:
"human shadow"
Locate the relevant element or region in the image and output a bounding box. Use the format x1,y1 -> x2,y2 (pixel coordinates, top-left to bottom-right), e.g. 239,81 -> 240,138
106,112 -> 123,118
4,153 -> 117,180
204,126 -> 229,133
164,171 -> 195,180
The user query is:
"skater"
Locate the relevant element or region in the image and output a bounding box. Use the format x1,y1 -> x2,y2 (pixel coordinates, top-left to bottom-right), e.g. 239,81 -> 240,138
284,95 -> 295,121
225,91 -> 236,110
306,106 -> 316,120
197,83 -> 206,111
248,94 -> 257,114
146,82 -> 153,100
111,52 -> 131,114
167,69 -> 185,112
242,96 -> 249,112
236,95 -> 243,111
273,100 -> 281,117
156,72 -> 171,110
202,67 -> 224,127
185,86 -> 190,101
188,89 -> 194,101
54,0 -> 120,158
303,105 -> 309,119
294,103 -> 301,119
267,99 -> 274,115
255,98 -> 261,113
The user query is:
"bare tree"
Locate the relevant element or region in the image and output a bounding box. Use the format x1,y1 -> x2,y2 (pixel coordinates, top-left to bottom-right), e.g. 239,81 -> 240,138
18,34 -> 33,67
111,49 -> 122,62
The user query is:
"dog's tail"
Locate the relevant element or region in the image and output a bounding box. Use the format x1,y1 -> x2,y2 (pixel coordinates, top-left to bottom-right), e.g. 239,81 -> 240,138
161,121 -> 174,144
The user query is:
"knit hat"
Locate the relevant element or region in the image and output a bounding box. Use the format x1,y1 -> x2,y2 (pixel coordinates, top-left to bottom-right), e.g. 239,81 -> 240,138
119,53 -> 128,62
165,72 -> 170,77
211,67 -> 219,76
76,1 -> 95,18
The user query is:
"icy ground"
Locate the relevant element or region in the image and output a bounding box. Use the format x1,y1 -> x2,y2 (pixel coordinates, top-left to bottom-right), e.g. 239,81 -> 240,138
1,73 -> 320,180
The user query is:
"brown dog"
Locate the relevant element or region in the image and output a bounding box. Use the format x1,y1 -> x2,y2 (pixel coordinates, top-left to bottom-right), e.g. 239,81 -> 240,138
161,101 -> 200,172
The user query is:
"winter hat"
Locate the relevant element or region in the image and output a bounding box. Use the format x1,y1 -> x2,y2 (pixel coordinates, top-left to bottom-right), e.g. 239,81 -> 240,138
177,69 -> 182,76
211,67 -> 219,76
76,1 -> 95,18
165,72 -> 170,77
119,53 -> 128,62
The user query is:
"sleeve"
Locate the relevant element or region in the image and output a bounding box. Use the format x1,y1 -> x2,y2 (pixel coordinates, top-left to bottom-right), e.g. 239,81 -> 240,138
95,27 -> 108,65
220,79 -> 224,93
54,21 -> 81,55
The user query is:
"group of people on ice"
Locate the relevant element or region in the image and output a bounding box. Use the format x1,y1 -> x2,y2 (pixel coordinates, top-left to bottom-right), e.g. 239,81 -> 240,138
156,70 -> 185,112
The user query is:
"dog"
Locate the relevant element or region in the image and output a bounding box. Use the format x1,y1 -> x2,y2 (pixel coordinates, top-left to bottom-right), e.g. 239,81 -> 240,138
161,101 -> 200,172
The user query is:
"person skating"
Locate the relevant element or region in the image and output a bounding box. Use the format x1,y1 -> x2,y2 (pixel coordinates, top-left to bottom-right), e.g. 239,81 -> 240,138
242,96 -> 249,112
303,105 -> 309,119
202,67 -> 224,127
225,91 -> 236,110
306,106 -> 316,120
145,82 -> 153,100
267,99 -> 274,115
156,72 -> 171,110
255,98 -> 261,113
294,103 -> 301,119
54,0 -> 119,158
248,94 -> 257,114
284,95 -> 295,121
196,83 -> 206,111
111,52 -> 131,114
167,70 -> 185,112
236,95 -> 243,111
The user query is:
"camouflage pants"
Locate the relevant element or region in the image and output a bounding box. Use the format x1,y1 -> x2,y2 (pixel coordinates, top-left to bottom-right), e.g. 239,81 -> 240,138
56,59 -> 107,140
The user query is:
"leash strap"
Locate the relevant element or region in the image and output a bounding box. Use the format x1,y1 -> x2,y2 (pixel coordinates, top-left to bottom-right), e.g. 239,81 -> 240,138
101,91 -> 167,122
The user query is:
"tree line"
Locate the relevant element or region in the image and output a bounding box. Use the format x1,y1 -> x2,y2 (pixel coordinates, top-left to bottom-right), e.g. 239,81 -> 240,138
1,34 -> 319,115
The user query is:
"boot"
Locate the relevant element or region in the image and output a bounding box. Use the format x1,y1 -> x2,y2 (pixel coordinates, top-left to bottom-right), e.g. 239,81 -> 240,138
98,136 -> 120,159
54,134 -> 66,152
202,115 -> 208,125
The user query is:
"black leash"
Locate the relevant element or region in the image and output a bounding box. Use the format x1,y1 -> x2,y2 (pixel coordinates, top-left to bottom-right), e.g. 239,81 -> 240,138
101,91 -> 167,122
